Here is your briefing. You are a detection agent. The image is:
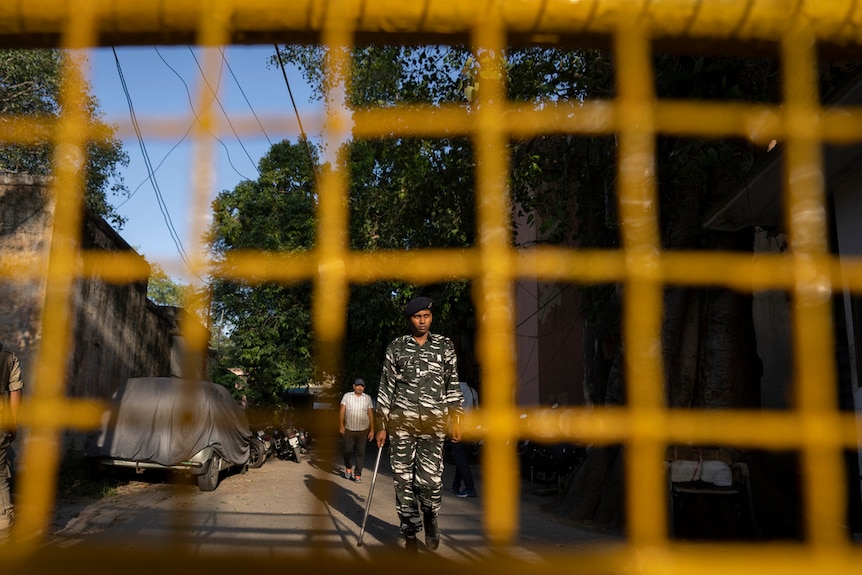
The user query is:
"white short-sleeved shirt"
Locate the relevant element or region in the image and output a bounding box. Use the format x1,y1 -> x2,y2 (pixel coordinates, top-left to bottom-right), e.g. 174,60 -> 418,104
341,392 -> 373,431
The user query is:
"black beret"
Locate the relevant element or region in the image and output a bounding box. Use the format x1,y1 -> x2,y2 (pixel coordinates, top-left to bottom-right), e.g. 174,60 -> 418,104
403,296 -> 433,317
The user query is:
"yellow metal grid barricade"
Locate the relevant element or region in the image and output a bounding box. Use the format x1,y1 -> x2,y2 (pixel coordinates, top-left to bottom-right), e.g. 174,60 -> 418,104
1,0 -> 862,573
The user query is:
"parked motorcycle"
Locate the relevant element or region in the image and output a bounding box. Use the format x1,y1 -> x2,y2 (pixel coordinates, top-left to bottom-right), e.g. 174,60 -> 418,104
518,438 -> 587,493
248,427 -> 274,469
266,425 -> 303,463
517,407 -> 588,493
284,427 -> 304,462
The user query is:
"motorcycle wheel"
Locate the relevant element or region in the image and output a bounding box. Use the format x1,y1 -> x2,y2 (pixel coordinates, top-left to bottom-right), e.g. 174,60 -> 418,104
248,438 -> 266,469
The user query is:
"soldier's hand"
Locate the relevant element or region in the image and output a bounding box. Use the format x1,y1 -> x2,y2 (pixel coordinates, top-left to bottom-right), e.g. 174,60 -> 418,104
375,429 -> 387,448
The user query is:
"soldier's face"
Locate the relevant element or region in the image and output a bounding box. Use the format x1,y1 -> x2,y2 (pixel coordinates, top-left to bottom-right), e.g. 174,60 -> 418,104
408,310 -> 432,336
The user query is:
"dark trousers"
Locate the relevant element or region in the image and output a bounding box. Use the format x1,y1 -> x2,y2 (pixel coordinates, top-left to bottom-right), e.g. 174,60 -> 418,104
342,429 -> 369,475
450,440 -> 475,491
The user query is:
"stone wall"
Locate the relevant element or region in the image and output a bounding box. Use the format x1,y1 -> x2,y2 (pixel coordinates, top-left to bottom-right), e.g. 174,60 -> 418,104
0,173 -> 193,402
0,174 -> 52,387
69,213 -> 176,398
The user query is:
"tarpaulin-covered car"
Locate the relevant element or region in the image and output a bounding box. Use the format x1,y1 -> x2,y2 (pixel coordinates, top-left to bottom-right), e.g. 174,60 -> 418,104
85,377 -> 251,491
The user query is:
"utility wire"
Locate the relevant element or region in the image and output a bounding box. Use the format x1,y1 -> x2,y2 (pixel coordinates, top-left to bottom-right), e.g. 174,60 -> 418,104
111,46 -> 195,274
273,44 -> 318,177
186,45 -> 261,176
219,46 -> 274,148
155,46 -> 257,182
119,45 -> 261,205
117,128 -> 196,207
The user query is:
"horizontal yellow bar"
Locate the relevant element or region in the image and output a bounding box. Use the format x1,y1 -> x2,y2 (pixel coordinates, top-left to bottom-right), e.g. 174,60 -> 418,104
17,397 -> 107,430
10,247 -> 862,297
0,0 -> 862,43
79,252 -> 152,282
3,0 -> 862,48
6,101 -> 862,150
8,541 -> 862,574
0,116 -> 120,144
473,407 -> 862,450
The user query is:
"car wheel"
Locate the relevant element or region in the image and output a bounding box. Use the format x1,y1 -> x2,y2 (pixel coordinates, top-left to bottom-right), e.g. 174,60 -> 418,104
197,454 -> 221,492
248,438 -> 266,469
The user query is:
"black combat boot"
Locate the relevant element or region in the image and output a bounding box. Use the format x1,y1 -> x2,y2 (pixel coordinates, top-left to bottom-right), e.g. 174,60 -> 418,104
403,531 -> 418,552
423,510 -> 439,550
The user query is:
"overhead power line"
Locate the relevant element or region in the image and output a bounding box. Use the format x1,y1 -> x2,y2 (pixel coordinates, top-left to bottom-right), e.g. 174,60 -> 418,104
273,44 -> 318,177
111,46 -> 194,273
219,46 -> 274,148
119,45 -> 267,204
186,46 -> 262,177
154,46 -> 258,183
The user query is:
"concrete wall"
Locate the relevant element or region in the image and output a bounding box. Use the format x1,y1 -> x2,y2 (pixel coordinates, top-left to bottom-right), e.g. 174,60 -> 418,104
0,174 -> 194,404
513,199 -> 586,407
69,213 -> 176,398
0,174 -> 52,389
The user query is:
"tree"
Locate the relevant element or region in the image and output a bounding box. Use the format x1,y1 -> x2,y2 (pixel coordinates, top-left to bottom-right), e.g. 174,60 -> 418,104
204,47 -> 480,405
0,49 -> 129,227
277,44 -> 478,391
146,263 -> 190,306
209,139 -> 319,403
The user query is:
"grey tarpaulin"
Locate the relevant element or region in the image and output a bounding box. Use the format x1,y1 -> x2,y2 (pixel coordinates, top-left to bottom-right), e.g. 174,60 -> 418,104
86,377 -> 250,466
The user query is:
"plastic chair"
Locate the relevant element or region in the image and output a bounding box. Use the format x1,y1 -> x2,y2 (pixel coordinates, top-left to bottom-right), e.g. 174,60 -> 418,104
666,445 -> 758,539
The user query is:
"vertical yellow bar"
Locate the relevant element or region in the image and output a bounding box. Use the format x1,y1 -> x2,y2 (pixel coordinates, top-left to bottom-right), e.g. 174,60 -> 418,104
311,0 -> 354,552
14,5 -> 97,546
781,24 -> 846,548
186,0 -> 233,375
614,19 -> 668,547
315,0 -> 352,350
472,0 -> 519,546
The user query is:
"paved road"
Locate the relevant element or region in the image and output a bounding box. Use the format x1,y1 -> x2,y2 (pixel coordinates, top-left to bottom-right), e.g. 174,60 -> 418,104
47,443 -> 620,560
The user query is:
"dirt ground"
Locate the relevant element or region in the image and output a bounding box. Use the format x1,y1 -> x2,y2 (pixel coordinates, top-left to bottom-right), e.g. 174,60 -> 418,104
44,442 -> 622,559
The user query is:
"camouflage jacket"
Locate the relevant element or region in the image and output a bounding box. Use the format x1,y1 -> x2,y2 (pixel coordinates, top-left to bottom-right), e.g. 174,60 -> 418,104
0,343 -> 22,430
375,332 -> 463,434
0,343 -> 22,395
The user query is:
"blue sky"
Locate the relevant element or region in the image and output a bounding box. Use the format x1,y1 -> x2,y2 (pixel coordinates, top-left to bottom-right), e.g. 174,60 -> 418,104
86,45 -> 321,281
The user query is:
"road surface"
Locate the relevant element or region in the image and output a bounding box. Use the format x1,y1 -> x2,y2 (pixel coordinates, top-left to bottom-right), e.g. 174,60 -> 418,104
47,443 -> 620,560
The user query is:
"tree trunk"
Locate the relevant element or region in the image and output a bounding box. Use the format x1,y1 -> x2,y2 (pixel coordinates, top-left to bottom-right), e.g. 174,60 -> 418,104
562,268 -> 762,532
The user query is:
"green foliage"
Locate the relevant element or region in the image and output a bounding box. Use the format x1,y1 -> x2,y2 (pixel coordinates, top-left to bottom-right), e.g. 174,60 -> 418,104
0,49 -> 129,227
147,263 -> 189,306
209,139 -> 319,402
346,137 -> 475,250
211,47 -> 480,402
275,45 -> 468,108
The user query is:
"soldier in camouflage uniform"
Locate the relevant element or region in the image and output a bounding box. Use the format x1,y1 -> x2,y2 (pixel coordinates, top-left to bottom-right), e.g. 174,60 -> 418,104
375,297 -> 464,552
0,342 -> 23,540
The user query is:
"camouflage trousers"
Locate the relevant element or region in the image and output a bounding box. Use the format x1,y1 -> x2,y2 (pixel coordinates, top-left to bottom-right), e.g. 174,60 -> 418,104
388,425 -> 445,535
0,431 -> 12,537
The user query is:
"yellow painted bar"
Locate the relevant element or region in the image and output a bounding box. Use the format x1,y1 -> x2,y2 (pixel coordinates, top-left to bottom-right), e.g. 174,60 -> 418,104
0,1 -> 860,46
1,0 -> 862,571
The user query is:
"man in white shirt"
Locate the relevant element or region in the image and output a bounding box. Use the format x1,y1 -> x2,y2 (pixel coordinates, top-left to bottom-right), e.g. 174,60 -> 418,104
339,378 -> 374,483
